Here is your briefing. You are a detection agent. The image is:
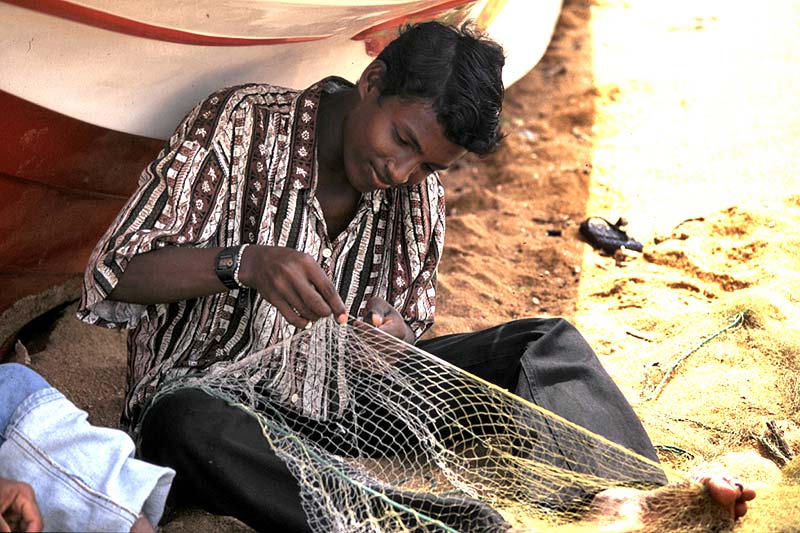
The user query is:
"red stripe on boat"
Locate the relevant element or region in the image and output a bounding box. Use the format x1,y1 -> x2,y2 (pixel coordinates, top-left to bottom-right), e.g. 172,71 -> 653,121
351,0 -> 475,41
2,0 -> 333,46
351,0 -> 476,56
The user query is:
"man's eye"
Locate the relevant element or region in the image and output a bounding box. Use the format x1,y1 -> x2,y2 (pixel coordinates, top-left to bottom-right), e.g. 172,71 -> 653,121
393,129 -> 408,146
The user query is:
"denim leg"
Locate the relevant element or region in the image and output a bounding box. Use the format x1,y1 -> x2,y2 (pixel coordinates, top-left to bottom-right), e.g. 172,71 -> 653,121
0,363 -> 48,446
0,387 -> 175,531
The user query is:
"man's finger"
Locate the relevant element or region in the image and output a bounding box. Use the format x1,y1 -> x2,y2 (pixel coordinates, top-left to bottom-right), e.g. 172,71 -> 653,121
363,298 -> 388,326
283,286 -> 323,323
20,501 -> 43,533
308,270 -> 346,318
272,297 -> 309,330
291,282 -> 335,320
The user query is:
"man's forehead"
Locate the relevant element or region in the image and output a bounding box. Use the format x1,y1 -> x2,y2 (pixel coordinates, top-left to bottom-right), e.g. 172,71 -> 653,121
380,95 -> 466,163
391,100 -> 445,140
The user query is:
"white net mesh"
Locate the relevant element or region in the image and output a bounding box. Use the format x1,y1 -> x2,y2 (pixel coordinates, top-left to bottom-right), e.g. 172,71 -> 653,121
148,317 -> 710,532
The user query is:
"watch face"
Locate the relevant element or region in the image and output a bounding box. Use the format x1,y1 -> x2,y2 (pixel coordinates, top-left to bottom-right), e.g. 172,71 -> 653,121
215,248 -> 241,289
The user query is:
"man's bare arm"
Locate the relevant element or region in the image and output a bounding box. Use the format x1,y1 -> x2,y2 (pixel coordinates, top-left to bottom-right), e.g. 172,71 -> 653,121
109,247 -> 224,304
109,246 -> 347,329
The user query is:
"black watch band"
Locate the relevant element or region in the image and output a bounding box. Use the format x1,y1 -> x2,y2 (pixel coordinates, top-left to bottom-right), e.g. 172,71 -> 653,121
214,246 -> 242,290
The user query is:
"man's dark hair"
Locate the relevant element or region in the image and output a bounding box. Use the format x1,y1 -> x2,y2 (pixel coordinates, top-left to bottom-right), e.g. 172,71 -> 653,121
376,21 -> 505,155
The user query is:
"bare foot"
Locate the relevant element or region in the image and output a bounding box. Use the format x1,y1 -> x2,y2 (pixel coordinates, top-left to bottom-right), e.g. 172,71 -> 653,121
586,473 -> 756,531
690,473 -> 756,520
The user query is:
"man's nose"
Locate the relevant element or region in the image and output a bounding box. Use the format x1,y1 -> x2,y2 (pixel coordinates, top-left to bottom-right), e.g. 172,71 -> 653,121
385,156 -> 417,185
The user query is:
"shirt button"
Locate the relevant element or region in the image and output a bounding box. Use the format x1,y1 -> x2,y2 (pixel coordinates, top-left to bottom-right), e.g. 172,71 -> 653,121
321,248 -> 332,259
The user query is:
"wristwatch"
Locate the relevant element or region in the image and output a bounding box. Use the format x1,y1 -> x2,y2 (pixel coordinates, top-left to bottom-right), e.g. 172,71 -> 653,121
214,245 -> 247,290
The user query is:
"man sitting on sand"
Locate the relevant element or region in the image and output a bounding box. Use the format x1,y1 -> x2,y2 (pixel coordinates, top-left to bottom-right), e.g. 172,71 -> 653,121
78,21 -> 754,531
0,363 -> 174,532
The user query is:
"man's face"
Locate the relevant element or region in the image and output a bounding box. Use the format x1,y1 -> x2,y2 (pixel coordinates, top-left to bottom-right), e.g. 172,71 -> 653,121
342,89 -> 466,194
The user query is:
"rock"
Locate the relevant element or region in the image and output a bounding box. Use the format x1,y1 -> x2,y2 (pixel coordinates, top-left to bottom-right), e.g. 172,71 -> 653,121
8,339 -> 32,365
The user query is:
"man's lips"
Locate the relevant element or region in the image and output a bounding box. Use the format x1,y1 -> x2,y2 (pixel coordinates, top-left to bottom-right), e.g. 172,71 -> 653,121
369,163 -> 391,190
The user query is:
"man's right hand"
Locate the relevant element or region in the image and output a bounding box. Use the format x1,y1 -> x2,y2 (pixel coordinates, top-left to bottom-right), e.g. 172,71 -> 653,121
110,245 -> 348,329
0,478 -> 42,533
238,246 -> 347,329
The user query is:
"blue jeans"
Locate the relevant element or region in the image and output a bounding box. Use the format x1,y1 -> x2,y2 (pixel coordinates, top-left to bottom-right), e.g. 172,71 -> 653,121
0,364 -> 174,532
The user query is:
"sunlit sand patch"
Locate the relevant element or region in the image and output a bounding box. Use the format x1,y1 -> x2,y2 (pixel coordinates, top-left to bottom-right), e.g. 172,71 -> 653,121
575,1 -> 800,528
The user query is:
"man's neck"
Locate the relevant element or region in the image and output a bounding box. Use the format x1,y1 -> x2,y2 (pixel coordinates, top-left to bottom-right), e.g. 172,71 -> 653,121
316,88 -> 358,187
313,87 -> 363,239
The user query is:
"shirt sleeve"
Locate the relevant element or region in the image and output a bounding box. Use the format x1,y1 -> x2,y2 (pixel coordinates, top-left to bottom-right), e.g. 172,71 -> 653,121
77,87 -> 246,328
399,175 -> 446,340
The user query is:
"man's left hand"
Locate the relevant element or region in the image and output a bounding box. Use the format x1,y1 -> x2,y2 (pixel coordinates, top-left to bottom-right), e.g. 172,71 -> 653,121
362,297 -> 416,344
0,478 -> 43,533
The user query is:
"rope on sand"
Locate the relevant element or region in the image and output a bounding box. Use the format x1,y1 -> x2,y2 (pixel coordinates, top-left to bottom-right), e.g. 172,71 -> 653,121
641,309 -> 749,402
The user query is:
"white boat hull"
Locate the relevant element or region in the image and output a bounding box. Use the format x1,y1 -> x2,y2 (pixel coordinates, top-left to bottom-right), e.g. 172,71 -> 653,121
0,0 -> 562,139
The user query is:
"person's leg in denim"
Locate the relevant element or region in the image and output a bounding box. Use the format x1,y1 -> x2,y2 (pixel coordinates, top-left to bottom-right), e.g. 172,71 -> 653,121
0,363 -> 174,532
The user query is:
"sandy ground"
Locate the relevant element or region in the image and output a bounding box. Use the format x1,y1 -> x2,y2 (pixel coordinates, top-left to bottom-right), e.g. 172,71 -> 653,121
11,0 -> 800,530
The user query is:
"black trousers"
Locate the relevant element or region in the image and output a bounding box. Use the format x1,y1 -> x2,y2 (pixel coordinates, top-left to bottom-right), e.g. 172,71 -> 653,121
139,318 -> 666,531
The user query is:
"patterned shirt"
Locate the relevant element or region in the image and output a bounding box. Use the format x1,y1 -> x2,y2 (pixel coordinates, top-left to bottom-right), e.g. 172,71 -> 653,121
78,78 -> 446,427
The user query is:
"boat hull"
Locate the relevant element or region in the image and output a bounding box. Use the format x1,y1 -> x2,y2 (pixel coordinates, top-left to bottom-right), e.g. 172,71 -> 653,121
0,0 -> 562,353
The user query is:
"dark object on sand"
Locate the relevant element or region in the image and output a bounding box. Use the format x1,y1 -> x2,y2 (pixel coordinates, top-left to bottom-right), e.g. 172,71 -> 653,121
579,217 -> 643,254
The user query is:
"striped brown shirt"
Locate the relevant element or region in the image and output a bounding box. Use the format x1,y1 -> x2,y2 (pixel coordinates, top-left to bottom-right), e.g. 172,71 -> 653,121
78,78 -> 445,426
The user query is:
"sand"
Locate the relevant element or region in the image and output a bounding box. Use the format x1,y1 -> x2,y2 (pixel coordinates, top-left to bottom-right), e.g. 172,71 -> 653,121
11,0 -> 800,530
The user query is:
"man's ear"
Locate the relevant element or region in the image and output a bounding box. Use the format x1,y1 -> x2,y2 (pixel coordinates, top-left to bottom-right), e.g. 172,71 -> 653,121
357,60 -> 387,99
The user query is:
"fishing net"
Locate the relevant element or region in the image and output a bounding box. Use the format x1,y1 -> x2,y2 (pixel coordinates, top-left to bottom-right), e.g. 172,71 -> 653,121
146,316 -> 748,532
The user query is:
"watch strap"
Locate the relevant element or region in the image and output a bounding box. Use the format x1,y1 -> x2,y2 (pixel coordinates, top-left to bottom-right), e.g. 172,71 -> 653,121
215,246 -> 243,290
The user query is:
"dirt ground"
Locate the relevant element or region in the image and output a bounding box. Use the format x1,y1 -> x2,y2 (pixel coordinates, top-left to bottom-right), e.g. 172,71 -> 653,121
12,0 -> 800,530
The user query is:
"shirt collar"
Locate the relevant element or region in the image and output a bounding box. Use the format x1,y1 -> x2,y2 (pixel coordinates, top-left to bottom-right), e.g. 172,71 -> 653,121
365,189 -> 387,213
288,76 -> 354,190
